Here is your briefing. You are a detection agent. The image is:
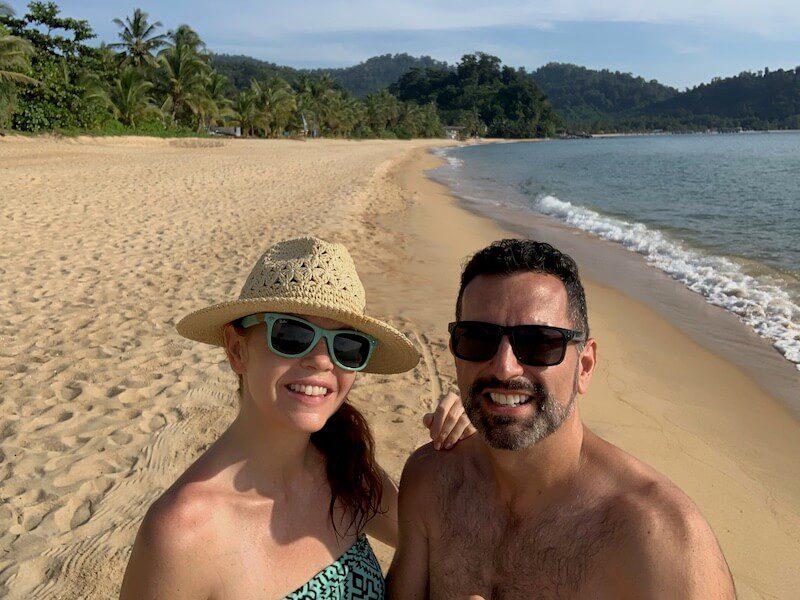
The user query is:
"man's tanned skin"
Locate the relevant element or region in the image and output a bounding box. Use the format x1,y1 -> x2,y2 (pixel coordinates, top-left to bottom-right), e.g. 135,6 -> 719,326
387,250 -> 735,599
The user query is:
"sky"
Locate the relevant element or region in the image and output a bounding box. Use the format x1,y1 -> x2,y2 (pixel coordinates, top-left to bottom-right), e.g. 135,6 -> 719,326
9,0 -> 800,90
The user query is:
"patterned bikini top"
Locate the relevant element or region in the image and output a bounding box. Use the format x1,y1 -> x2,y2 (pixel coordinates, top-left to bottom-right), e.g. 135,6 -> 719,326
282,534 -> 385,599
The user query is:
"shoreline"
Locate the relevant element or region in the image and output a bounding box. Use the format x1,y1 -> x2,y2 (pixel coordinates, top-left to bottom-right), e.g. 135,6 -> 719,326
427,140 -> 800,417
1,136 -> 798,599
377,145 -> 800,599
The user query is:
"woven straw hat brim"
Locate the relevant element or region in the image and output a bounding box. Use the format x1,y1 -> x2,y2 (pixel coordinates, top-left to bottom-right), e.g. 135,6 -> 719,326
176,297 -> 420,375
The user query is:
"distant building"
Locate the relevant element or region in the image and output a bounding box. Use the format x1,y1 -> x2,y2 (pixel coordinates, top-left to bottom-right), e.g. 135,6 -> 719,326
443,126 -> 465,140
210,126 -> 241,137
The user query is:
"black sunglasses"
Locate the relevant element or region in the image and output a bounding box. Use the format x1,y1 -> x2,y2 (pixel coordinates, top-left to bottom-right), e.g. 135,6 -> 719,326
448,321 -> 586,366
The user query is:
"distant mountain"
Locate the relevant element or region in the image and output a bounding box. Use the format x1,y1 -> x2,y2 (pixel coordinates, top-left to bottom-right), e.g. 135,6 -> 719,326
307,53 -> 450,97
211,54 -> 301,91
212,52 -> 450,97
212,52 -> 800,133
530,63 -> 678,128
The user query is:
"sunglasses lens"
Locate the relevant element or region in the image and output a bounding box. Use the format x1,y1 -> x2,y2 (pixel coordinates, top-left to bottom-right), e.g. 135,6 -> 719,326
512,327 -> 566,366
452,322 -> 501,361
332,333 -> 372,369
271,318 -> 316,355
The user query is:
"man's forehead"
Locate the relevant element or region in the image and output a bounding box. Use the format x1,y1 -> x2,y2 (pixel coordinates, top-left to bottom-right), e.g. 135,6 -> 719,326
461,272 -> 570,324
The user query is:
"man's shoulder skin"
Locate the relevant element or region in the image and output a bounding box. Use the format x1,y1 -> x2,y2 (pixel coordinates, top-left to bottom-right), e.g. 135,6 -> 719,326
585,430 -> 735,597
396,429 -> 736,598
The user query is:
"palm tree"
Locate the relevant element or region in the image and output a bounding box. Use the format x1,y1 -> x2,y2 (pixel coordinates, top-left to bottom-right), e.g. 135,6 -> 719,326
0,25 -> 37,85
198,71 -> 232,131
0,23 -> 37,128
104,67 -> 159,127
364,90 -> 400,136
110,8 -> 168,68
230,89 -> 257,136
252,77 -> 295,137
167,25 -> 206,56
156,40 -> 208,124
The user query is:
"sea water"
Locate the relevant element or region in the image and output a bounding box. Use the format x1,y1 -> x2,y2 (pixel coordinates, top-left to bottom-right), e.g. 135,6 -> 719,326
432,133 -> 800,371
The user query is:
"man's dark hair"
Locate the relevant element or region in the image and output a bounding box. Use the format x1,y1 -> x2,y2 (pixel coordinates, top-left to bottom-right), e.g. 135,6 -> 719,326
456,239 -> 589,338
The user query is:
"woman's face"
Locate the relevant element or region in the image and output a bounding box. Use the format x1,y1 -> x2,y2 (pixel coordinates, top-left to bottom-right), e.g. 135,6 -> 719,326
225,315 -> 358,434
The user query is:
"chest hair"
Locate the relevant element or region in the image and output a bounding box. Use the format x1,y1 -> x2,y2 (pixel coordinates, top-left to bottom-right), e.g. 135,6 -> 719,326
428,460 -> 622,599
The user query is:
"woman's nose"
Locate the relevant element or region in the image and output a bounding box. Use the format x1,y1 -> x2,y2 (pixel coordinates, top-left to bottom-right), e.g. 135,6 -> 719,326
300,338 -> 334,371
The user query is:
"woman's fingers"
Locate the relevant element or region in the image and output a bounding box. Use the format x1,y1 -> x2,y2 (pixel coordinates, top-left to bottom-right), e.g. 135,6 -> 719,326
429,391 -> 458,446
442,416 -> 472,449
424,392 -> 475,450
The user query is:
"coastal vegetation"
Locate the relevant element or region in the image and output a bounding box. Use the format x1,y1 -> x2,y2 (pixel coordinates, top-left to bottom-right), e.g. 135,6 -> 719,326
531,62 -> 800,132
213,53 -> 449,98
390,52 -> 558,137
529,63 -> 679,130
0,3 -> 443,138
1,2 -> 799,137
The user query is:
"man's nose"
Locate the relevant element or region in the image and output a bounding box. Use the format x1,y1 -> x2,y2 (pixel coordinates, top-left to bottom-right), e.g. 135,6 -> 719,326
300,338 -> 334,371
488,335 -> 525,379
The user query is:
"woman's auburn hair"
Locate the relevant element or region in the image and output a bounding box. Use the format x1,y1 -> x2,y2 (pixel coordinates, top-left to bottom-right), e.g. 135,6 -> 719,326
310,401 -> 384,536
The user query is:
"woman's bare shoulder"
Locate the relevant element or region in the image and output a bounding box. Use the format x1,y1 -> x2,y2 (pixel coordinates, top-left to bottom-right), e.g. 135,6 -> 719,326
119,452 -> 236,599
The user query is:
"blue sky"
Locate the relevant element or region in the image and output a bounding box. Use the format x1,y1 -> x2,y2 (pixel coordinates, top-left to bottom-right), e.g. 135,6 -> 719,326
9,0 -> 800,90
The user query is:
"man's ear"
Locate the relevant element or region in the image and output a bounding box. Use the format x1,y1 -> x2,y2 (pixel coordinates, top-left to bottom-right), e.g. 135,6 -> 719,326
577,338 -> 597,395
223,323 -> 248,375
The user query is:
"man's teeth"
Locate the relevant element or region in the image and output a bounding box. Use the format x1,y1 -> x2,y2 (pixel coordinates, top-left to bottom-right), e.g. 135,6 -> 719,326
289,384 -> 329,396
488,393 -> 530,406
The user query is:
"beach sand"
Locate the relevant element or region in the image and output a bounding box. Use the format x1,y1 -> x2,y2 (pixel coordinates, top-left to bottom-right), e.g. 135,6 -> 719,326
1,136 -> 798,599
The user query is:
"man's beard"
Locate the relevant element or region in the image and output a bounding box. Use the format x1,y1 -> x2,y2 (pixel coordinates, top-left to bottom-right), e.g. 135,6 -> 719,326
463,372 -> 578,450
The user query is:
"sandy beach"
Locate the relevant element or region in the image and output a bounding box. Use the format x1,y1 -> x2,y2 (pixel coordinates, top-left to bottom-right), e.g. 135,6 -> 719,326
1,136 -> 798,599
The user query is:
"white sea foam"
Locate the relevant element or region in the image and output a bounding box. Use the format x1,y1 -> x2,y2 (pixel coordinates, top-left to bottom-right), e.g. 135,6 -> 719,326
536,195 -> 800,370
432,146 -> 465,167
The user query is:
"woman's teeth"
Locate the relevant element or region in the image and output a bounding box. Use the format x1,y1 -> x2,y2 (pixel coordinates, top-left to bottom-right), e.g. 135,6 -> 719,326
289,384 -> 329,397
488,393 -> 530,407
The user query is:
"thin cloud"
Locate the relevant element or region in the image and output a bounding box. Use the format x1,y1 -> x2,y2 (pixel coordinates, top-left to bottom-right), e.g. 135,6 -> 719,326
205,1 -> 800,39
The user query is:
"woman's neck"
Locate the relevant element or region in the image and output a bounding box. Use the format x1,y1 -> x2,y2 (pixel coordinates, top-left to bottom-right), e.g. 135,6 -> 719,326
219,400 -> 324,498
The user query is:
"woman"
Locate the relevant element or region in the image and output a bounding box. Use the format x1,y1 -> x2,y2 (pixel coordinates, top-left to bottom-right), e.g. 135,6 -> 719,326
120,237 -> 473,599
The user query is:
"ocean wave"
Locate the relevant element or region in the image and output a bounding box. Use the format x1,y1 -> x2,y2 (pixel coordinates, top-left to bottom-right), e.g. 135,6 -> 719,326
431,147 -> 465,167
536,195 -> 800,370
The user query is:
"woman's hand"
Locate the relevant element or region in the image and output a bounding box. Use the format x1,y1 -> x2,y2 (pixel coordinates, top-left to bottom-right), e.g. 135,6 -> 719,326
422,391 -> 476,450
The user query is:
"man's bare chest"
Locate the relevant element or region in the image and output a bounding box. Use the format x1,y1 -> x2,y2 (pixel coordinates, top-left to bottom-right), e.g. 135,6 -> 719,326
427,484 -> 621,599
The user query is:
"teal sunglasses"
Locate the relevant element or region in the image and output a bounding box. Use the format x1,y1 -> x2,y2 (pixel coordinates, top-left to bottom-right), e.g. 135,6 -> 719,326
239,313 -> 378,372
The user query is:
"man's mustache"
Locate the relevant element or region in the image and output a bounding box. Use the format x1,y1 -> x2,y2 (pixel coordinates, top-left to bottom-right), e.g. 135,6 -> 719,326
469,376 -> 543,397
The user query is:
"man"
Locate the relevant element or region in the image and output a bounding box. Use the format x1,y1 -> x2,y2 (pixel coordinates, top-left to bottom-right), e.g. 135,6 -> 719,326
388,239 -> 735,599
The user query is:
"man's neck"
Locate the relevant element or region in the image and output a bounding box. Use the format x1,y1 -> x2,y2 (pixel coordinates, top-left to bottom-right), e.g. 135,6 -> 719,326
480,409 -> 586,513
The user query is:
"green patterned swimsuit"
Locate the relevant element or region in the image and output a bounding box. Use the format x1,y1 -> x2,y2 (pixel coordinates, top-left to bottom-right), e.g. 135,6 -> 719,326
282,535 -> 385,599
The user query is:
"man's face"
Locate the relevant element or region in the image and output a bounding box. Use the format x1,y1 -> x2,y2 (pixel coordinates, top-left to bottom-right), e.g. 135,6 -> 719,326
453,272 -> 592,450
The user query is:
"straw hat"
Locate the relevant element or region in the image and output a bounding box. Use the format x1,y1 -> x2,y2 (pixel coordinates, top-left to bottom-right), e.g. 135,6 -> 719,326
176,237 -> 420,374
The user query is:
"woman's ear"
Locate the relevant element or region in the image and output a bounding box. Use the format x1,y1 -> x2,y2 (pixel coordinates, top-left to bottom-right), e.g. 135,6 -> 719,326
223,323 -> 248,375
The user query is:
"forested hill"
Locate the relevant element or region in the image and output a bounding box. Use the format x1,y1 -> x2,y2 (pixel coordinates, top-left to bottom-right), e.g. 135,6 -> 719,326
212,52 -> 450,97
530,63 -> 678,126
210,54 -> 300,91
307,54 -> 450,97
637,67 -> 800,130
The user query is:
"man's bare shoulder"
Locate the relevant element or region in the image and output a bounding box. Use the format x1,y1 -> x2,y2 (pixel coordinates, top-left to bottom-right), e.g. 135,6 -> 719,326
400,437 -> 480,503
587,432 -> 734,596
405,436 -> 479,479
